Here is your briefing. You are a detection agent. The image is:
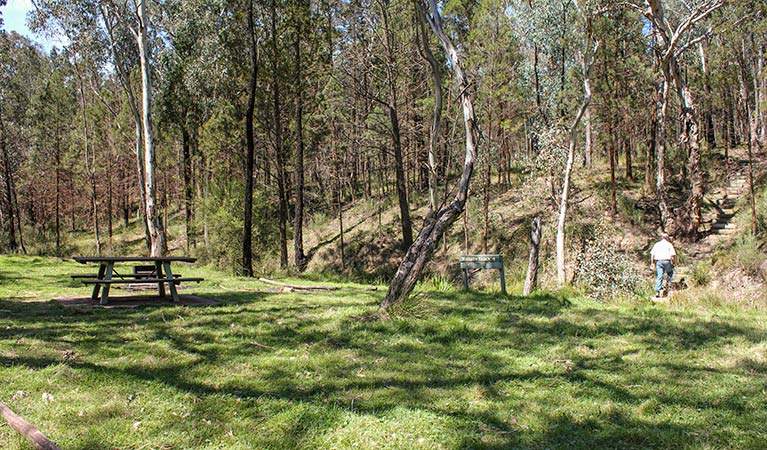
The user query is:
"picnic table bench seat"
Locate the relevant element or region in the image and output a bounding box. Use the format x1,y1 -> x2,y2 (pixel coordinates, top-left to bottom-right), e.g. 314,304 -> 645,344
70,273 -> 183,279
80,277 -> 204,285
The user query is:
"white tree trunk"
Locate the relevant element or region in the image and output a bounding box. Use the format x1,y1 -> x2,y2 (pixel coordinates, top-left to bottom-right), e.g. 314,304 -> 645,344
137,1 -> 166,257
555,2 -> 597,287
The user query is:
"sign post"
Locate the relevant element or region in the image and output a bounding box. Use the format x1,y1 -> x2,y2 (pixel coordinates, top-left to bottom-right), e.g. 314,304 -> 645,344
459,254 -> 507,295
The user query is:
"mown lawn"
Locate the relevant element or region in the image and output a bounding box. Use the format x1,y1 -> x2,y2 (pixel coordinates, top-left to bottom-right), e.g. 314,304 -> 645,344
0,255 -> 766,449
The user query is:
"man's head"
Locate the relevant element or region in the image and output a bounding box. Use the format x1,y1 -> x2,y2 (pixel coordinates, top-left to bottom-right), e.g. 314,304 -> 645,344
661,232 -> 670,241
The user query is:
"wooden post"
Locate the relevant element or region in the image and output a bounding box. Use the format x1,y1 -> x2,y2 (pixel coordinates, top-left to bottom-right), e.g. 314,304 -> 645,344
0,402 -> 62,450
523,217 -> 542,295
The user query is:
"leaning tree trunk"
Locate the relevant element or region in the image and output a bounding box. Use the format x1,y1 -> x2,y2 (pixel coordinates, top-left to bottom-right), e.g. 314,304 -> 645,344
380,0 -> 480,310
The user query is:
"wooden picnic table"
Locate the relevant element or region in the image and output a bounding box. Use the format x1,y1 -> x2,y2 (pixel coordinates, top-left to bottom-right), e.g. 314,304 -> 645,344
72,256 -> 203,305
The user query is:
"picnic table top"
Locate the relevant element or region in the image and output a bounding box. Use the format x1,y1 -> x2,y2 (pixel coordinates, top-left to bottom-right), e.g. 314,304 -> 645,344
74,256 -> 197,264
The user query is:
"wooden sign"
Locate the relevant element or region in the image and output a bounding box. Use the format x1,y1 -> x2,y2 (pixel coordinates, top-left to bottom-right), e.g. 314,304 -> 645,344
459,254 -> 506,294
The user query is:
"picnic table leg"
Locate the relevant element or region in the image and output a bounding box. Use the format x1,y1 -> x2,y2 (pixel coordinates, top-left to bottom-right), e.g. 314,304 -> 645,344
154,261 -> 166,298
91,263 -> 106,303
99,262 -> 114,305
162,262 -> 180,302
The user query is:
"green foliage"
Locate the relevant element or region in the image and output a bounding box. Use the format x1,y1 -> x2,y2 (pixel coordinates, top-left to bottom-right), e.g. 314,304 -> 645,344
726,234 -> 766,280
426,274 -> 456,293
196,181 -> 279,273
689,263 -> 712,288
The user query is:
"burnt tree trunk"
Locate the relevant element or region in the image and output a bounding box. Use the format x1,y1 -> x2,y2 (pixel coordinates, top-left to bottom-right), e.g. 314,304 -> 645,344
523,216 -> 542,295
242,0 -> 258,277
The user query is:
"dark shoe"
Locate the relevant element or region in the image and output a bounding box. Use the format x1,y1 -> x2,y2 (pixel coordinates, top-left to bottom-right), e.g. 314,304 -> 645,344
655,291 -> 660,297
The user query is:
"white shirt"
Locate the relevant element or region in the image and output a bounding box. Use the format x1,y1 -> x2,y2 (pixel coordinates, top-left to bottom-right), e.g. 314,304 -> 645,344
650,239 -> 676,261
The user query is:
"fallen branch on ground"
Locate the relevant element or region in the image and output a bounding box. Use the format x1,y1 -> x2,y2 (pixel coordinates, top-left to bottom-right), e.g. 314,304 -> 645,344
258,278 -> 337,291
0,402 -> 62,450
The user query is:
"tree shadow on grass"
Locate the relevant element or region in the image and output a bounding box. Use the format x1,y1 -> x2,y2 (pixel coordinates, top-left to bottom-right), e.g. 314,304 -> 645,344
2,291 -> 767,449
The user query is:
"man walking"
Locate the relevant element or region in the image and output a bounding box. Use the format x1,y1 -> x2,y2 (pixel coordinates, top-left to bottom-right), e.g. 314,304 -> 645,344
650,232 -> 676,297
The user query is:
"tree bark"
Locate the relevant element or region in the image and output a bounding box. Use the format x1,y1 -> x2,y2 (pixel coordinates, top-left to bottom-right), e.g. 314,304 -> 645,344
380,0 -> 480,310
0,403 -> 61,450
415,0 -> 442,212
137,0 -> 166,257
242,0 -> 258,277
270,0 -> 289,269
293,0 -> 307,271
379,0 -> 413,249
523,216 -> 542,295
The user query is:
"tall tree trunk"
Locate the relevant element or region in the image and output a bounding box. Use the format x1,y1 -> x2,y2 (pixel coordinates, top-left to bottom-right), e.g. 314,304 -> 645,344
181,127 -> 194,252
242,0 -> 258,277
654,69 -> 674,232
271,0 -> 289,269
137,0 -> 166,257
293,0 -> 307,271
101,3 -> 151,252
75,64 -> 101,256
556,5 -> 597,287
380,0 -> 413,249
738,42 -> 758,235
381,0 -> 480,310
699,42 -> 716,148
669,58 -> 704,236
54,141 -> 61,255
0,116 -> 17,252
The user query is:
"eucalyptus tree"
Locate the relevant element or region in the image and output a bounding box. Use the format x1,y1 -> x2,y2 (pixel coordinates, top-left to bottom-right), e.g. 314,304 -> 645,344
636,0 -> 724,236
381,0 -> 481,310
554,0 -> 602,287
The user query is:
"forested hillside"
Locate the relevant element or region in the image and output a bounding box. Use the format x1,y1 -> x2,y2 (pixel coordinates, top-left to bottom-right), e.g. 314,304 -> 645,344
1,0 -> 766,302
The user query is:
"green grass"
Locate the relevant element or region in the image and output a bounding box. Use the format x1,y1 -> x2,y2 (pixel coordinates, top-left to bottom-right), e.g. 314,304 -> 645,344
1,256 -> 767,449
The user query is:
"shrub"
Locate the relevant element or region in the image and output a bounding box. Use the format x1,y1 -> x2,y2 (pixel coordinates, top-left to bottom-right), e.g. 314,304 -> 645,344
574,231 -> 644,301
689,263 -> 712,287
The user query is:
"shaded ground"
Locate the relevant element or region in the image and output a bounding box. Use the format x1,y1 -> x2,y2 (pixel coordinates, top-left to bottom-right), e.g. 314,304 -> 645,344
53,294 -> 218,308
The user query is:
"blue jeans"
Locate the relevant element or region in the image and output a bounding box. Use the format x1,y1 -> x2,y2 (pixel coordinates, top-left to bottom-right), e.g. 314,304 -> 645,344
655,261 -> 673,293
